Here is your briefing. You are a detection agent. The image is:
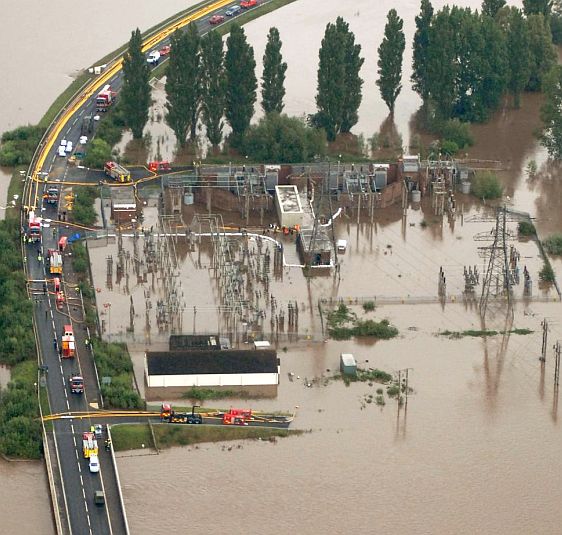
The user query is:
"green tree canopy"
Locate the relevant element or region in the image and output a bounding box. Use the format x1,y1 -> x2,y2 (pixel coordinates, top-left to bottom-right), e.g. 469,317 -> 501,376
412,0 -> 434,104
523,0 -> 552,16
315,20 -> 346,141
482,0 -> 506,17
526,13 -> 557,92
200,31 -> 227,149
540,66 -> 562,157
377,9 -> 406,114
506,8 -> 531,107
83,138 -> 111,168
244,113 -> 326,163
121,28 -> 151,139
165,24 -> 201,146
225,24 -> 257,146
261,27 -> 287,114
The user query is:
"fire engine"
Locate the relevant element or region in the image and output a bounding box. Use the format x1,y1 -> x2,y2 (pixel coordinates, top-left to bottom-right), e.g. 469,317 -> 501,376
69,375 -> 84,394
104,161 -> 131,183
82,431 -> 98,458
61,325 -> 75,358
27,211 -> 42,243
44,186 -> 59,205
95,84 -> 116,112
160,403 -> 202,424
148,161 -> 171,173
223,409 -> 252,425
48,249 -> 63,275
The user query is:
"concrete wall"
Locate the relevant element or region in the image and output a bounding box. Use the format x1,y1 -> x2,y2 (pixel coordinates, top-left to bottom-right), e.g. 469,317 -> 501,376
146,372 -> 279,388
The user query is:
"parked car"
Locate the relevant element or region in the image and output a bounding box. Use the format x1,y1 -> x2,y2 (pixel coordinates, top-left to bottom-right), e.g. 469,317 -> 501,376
94,490 -> 105,506
60,139 -> 67,147
79,135 -> 88,145
65,141 -> 73,154
159,44 -> 171,56
226,5 -> 242,15
240,0 -> 257,8
94,424 -> 103,439
89,454 -> 100,474
58,146 -> 67,157
209,14 -> 225,24
147,50 -> 160,65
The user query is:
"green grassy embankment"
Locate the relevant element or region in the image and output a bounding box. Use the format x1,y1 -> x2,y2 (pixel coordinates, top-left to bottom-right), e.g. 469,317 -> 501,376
111,422 -> 301,451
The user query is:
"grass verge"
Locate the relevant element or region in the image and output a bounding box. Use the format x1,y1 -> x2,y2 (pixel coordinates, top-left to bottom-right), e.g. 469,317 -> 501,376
112,422 -> 300,451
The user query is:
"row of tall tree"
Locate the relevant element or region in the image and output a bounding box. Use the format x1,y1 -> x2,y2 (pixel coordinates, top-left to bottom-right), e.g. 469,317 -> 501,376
412,1 -> 557,121
120,23 -> 286,150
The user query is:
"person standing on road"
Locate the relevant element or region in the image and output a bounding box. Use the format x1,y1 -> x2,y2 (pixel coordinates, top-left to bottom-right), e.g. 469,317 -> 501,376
53,337 -> 57,351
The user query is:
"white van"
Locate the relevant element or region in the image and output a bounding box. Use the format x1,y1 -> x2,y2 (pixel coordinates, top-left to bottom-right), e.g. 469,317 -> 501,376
89,454 -> 100,473
65,141 -> 73,154
58,146 -> 67,157
147,51 -> 160,65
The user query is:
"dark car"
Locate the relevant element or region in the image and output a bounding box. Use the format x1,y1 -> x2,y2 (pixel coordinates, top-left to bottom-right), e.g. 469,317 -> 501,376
226,5 -> 242,16
209,14 -> 225,24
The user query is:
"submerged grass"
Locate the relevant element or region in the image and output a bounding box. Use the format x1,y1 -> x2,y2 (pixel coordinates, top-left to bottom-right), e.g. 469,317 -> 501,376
439,328 -> 533,339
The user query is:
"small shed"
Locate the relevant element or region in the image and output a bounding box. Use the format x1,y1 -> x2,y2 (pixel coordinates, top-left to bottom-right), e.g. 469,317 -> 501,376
340,353 -> 357,376
110,186 -> 137,224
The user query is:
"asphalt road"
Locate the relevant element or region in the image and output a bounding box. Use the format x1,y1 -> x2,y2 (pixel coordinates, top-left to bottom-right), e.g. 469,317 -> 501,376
27,2 -> 255,533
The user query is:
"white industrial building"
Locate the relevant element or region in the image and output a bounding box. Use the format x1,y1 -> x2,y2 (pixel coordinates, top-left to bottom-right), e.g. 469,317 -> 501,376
274,185 -> 303,228
145,349 -> 279,388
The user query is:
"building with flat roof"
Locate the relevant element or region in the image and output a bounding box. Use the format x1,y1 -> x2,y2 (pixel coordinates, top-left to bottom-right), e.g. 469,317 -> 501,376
144,349 -> 280,399
275,185 -> 303,228
110,186 -> 136,224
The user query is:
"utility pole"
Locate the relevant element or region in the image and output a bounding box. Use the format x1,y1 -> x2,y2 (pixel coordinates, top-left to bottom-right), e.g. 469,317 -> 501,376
554,341 -> 560,387
540,319 -> 548,363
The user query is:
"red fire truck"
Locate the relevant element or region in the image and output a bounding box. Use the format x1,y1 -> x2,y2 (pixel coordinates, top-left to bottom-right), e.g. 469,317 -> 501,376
61,325 -> 75,358
27,211 -> 42,243
148,161 -> 171,173
95,84 -> 116,112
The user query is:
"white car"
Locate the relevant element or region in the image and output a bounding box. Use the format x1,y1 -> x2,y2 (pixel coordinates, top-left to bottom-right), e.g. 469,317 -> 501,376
147,50 -> 160,65
89,454 -> 100,473
60,139 -> 67,147
57,146 -> 67,157
65,141 -> 73,153
79,136 -> 88,145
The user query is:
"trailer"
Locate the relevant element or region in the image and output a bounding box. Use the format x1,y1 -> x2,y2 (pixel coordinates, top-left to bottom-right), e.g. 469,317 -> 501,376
61,325 -> 75,358
104,161 -> 131,183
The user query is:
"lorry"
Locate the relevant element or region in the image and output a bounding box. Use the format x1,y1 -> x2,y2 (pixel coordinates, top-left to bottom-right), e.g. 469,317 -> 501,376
27,211 -> 42,242
44,186 -> 59,205
148,161 -> 171,173
82,431 -> 98,458
95,84 -> 115,112
147,50 -> 160,65
61,325 -> 76,358
69,375 -> 84,394
104,161 -> 131,183
81,115 -> 94,136
160,403 -> 203,424
48,249 -> 63,275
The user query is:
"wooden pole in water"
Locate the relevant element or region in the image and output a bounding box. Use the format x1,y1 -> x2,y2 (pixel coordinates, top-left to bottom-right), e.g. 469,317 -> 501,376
554,341 -> 560,387
540,319 -> 548,363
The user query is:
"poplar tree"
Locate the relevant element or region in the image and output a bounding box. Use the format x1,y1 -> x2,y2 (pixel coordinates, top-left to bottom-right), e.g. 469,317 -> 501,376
540,65 -> 562,157
315,21 -> 346,141
200,31 -> 226,149
165,24 -> 200,146
412,0 -> 434,104
482,0 -> 506,18
225,24 -> 257,146
523,0 -> 552,16
526,13 -> 557,91
337,18 -> 364,133
506,9 -> 531,107
261,27 -> 287,114
377,9 -> 406,114
121,28 -> 151,139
